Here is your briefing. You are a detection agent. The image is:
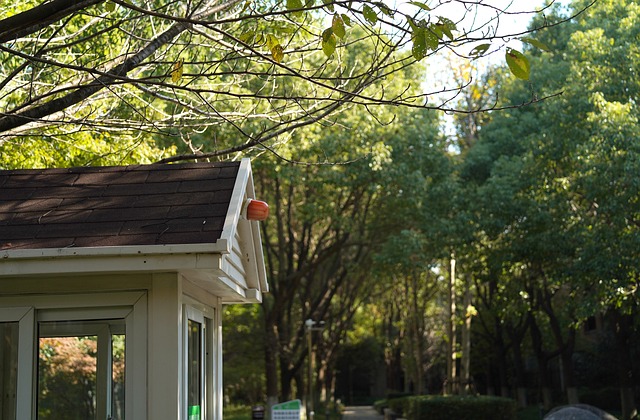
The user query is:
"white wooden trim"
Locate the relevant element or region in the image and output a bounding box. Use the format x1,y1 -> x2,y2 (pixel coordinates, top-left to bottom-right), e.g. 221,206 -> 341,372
219,158 -> 251,249
0,241 -> 229,260
38,307 -> 132,322
183,306 -> 207,420
215,298 -> 223,420
96,324 -> 112,420
0,291 -> 144,309
128,293 -> 148,420
0,252 -> 224,277
14,308 -> 35,420
148,274 -> 182,420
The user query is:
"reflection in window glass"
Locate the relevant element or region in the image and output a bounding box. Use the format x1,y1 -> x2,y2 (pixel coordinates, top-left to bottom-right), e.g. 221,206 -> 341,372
188,320 -> 202,420
0,322 -> 18,420
37,320 -> 125,420
112,334 -> 125,420
38,336 -> 98,420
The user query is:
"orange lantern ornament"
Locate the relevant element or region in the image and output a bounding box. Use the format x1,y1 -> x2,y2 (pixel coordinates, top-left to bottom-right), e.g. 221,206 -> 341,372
244,199 -> 269,221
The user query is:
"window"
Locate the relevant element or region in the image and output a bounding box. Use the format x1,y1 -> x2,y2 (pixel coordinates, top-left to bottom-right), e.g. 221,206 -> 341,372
0,307 -> 35,420
187,319 -> 203,420
0,322 -> 18,419
37,320 -> 125,420
184,306 -> 215,420
0,292 -> 146,420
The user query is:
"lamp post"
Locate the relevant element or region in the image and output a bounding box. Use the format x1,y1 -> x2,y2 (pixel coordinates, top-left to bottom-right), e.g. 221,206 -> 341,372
305,319 -> 324,420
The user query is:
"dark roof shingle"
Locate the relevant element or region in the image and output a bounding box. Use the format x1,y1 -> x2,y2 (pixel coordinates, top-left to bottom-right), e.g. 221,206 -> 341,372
0,162 -> 241,250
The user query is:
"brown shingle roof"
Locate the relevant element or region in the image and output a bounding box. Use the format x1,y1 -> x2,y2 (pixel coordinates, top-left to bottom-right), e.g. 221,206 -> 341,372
0,162 -> 241,250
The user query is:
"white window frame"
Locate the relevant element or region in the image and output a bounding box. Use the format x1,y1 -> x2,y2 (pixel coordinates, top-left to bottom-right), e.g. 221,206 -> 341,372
0,292 -> 147,420
183,304 -> 216,420
0,307 -> 35,419
38,319 -> 123,419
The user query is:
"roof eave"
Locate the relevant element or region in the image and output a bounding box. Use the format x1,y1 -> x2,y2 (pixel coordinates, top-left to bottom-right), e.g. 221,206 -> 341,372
0,241 -> 264,303
0,240 -> 230,261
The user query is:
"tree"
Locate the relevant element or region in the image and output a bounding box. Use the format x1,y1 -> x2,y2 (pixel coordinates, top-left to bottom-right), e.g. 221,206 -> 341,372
0,0 -> 588,163
460,0 -> 640,415
250,86 -> 409,405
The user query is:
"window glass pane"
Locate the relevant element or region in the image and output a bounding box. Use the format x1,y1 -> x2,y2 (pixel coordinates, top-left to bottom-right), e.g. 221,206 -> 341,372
112,334 -> 125,420
38,335 -> 98,419
0,322 -> 18,420
187,320 -> 202,420
37,320 -> 125,420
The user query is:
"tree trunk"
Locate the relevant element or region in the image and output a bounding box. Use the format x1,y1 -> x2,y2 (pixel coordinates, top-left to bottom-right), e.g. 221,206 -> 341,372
612,311 -> 638,420
506,317 -> 530,408
493,322 -> 510,398
0,0 -> 103,43
460,274 -> 472,395
512,340 -> 528,407
446,254 -> 457,394
529,314 -> 554,411
265,321 -> 280,408
558,339 -> 578,404
0,21 -> 189,134
280,361 -> 294,402
539,287 -> 577,405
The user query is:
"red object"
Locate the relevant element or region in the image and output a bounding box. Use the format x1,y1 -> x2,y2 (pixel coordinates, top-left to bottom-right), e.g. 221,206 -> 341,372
246,199 -> 269,221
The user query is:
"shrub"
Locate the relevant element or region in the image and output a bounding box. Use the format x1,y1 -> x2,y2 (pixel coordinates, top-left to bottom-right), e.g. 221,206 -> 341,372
396,395 -> 517,420
373,399 -> 388,415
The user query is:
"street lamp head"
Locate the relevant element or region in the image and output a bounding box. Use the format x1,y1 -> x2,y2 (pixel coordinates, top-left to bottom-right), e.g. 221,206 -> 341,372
305,319 -> 325,330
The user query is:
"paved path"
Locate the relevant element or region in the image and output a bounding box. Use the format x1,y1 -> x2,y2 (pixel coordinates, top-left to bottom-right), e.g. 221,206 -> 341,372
341,406 -> 383,420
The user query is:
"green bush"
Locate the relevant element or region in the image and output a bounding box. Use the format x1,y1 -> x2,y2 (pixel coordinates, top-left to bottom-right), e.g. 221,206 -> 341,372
373,399 -> 388,415
393,395 -> 518,420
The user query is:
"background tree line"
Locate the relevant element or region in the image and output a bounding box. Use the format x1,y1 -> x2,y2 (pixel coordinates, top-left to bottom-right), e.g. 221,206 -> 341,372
224,1 -> 640,419
1,0 -> 638,419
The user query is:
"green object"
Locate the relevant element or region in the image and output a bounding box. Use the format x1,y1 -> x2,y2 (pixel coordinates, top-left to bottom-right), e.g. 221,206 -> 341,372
272,400 -> 301,411
188,405 -> 201,420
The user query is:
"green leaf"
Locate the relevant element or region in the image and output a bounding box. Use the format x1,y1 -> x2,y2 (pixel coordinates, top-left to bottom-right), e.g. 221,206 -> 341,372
408,1 -> 431,11
505,48 -> 530,80
431,23 -> 444,40
341,14 -> 352,26
286,0 -> 304,16
470,43 -> 491,57
106,1 -> 116,12
238,31 -> 255,44
363,5 -> 378,25
375,2 -> 394,17
322,0 -> 334,13
332,14 -> 346,39
266,34 -> 278,50
267,35 -> 284,62
424,26 -> 439,50
521,37 -> 551,52
438,17 -> 456,40
321,28 -> 337,57
411,28 -> 427,61
406,16 -> 419,32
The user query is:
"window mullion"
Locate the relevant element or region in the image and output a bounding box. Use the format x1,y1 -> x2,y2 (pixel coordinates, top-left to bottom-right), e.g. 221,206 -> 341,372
96,324 -> 113,420
16,308 -> 35,420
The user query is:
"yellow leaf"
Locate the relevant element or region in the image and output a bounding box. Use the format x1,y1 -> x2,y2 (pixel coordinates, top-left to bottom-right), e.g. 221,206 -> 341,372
271,44 -> 284,63
171,58 -> 183,83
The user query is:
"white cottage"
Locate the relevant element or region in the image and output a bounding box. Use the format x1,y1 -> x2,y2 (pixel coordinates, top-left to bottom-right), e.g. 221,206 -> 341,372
0,158 -> 269,419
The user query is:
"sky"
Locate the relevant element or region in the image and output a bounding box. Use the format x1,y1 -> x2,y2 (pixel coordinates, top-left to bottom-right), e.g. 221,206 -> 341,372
414,0 -> 574,101
409,0 -> 575,143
